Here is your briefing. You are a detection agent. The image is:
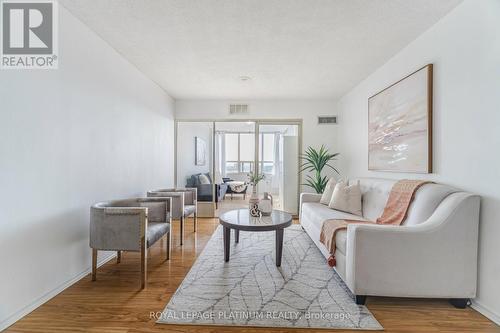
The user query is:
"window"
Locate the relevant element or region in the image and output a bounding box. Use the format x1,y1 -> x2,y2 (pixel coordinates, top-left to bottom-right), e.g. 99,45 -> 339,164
239,134 -> 254,161
241,162 -> 253,173
261,162 -> 274,174
223,132 -> 276,175
225,134 -> 239,161
225,162 -> 238,174
224,133 -> 255,174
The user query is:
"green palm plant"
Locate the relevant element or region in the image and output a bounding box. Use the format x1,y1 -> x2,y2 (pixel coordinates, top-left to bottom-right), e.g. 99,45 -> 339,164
300,145 -> 339,194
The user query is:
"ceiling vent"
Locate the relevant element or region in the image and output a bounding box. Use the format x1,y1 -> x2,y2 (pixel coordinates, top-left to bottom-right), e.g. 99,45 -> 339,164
318,115 -> 338,125
229,104 -> 249,114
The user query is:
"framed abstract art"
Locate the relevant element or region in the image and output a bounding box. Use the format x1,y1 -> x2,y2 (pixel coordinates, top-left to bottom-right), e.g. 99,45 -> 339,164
195,136 -> 207,166
368,64 -> 433,173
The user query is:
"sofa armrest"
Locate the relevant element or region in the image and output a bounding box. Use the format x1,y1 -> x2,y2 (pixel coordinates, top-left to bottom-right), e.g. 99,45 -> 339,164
90,207 -> 147,251
299,192 -> 322,218
300,192 -> 322,204
345,193 -> 480,298
218,183 -> 228,200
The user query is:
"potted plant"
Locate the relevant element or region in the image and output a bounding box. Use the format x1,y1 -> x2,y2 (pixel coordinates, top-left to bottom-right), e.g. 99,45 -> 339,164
300,145 -> 339,194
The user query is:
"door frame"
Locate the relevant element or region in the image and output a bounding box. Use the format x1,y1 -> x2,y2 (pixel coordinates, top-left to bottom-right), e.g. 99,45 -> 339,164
255,120 -> 302,214
174,119 -> 303,214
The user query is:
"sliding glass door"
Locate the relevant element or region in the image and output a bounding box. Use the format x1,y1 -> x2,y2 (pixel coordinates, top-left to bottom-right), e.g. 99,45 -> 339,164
176,120 -> 301,217
213,122 -> 256,215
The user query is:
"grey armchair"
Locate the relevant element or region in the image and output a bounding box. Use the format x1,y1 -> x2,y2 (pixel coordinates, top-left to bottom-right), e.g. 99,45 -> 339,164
147,188 -> 197,246
90,197 -> 172,289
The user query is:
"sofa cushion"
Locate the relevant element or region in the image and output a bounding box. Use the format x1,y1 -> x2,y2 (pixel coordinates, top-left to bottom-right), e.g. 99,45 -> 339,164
186,176 -> 195,187
350,178 -> 457,225
320,178 -> 336,205
147,222 -> 170,248
349,178 -> 395,221
329,182 -> 363,216
198,174 -> 211,184
301,202 -> 368,255
205,172 -> 212,184
302,202 -> 368,228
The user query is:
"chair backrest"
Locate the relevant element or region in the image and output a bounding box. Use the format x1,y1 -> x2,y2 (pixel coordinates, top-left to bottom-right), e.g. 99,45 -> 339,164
148,188 -> 197,205
92,198 -> 169,222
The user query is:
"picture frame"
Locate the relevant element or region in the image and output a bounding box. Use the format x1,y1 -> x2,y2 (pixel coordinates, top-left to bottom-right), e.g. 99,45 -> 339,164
368,64 -> 433,173
195,136 -> 207,166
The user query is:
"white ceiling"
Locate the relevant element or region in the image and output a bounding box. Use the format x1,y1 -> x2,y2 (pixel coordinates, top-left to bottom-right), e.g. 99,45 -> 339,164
60,0 -> 462,100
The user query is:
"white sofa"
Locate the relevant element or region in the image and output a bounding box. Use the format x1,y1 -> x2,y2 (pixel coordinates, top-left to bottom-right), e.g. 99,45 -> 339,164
299,178 -> 480,307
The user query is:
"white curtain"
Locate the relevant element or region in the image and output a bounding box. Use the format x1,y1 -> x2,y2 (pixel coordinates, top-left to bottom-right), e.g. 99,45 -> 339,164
273,133 -> 283,197
214,132 -> 226,183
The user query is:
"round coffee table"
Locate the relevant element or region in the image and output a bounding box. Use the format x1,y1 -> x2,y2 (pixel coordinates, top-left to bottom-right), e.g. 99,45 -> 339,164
219,209 -> 293,267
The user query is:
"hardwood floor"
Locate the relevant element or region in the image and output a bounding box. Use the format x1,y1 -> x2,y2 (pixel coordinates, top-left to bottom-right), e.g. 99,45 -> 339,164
7,218 -> 499,333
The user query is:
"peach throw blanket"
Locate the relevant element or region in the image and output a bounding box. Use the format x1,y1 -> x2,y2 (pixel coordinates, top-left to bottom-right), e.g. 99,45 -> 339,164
319,179 -> 431,267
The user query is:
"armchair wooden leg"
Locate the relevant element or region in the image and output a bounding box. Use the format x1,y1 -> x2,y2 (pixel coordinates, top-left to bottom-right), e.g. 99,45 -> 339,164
140,237 -> 147,289
91,249 -> 97,281
180,216 -> 185,246
166,232 -> 171,260
194,213 -> 197,232
116,251 -> 121,264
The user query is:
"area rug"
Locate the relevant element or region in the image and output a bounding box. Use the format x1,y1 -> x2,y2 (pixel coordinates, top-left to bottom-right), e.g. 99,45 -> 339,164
157,225 -> 382,330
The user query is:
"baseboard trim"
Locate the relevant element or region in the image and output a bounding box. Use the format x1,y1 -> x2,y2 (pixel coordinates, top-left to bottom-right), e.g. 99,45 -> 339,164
471,300 -> 500,326
0,253 -> 116,331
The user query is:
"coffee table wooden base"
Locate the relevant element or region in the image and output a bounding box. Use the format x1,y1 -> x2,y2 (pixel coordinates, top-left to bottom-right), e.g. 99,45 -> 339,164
219,209 -> 292,268
275,228 -> 284,267
222,226 -> 285,267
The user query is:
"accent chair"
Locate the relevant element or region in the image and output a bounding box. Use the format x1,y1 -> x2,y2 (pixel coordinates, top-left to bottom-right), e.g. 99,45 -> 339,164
90,197 -> 172,289
147,188 -> 197,245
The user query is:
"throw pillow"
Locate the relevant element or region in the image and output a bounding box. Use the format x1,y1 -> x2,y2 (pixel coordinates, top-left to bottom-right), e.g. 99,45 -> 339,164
186,176 -> 195,187
204,172 -> 213,183
328,181 -> 363,216
320,178 -> 337,205
198,174 -> 211,185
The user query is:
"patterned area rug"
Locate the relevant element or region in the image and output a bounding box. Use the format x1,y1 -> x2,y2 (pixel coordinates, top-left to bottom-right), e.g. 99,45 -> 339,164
157,225 -> 382,330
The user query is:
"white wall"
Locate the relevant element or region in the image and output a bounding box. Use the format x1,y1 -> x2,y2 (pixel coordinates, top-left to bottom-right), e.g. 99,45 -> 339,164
336,0 -> 500,323
0,6 -> 175,330
176,122 -> 212,186
175,99 -> 341,186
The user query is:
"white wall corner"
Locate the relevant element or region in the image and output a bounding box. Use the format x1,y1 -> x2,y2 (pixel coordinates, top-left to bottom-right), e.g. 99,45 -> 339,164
471,301 -> 500,326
